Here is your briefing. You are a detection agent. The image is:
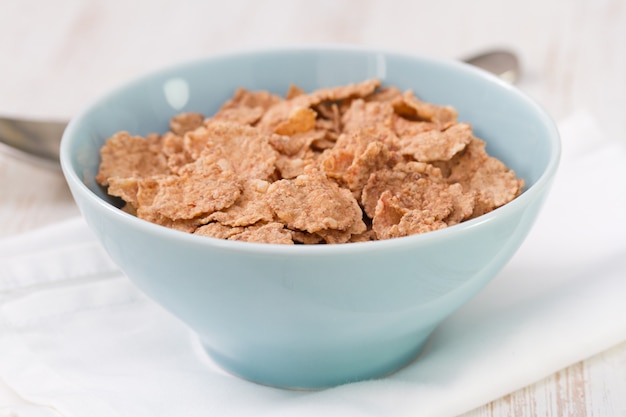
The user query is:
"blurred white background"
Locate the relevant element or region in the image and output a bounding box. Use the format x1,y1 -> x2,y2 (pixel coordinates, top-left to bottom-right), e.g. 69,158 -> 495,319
1,0 -> 624,143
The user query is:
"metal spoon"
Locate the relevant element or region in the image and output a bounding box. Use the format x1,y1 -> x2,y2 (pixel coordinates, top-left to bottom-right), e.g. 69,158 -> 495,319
462,49 -> 520,84
0,49 -> 521,170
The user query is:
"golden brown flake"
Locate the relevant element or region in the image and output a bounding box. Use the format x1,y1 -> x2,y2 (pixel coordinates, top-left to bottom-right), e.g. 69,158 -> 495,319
169,112 -> 205,135
361,162 -> 444,218
290,230 -> 325,244
160,132 -> 192,173
207,179 -> 273,226
349,229 -> 378,243
275,151 -> 321,179
444,137 -> 524,217
393,116 -> 438,137
309,79 -> 381,103
395,210 -> 448,236
229,222 -> 294,244
372,191 -> 408,239
366,86 -> 403,103
342,141 -> 395,198
151,157 -> 242,220
161,132 -> 184,156
321,125 -> 399,187
285,84 -> 306,100
219,88 -> 283,113
199,122 -> 279,181
96,132 -> 169,186
397,122 -> 473,162
270,129 -> 326,178
316,219 -> 367,244
211,106 -> 264,126
341,99 -> 395,134
195,222 -> 245,239
266,169 -> 365,234
255,97 -> 310,133
392,90 -> 458,127
107,176 -> 140,207
443,183 -> 476,225
274,107 -> 317,136
183,126 -> 212,160
372,191 -> 448,239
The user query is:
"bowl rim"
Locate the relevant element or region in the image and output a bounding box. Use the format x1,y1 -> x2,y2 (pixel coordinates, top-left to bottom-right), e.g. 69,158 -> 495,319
60,44 -> 561,256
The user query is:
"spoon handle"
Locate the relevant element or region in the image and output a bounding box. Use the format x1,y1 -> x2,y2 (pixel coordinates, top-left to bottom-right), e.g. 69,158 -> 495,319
0,117 -> 66,171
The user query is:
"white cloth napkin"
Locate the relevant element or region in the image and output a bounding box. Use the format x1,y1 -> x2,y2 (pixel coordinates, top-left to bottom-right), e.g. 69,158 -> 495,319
1,111 -> 625,417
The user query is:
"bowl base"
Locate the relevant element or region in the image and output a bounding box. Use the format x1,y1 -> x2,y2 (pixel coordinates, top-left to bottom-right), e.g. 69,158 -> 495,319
199,336 -> 431,390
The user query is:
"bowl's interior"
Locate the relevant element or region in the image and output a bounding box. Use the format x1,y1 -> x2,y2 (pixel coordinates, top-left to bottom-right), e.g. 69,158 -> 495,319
62,47 -> 559,215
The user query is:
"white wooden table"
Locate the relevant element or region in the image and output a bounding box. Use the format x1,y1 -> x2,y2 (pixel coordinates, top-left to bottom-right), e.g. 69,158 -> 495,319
1,0 -> 625,415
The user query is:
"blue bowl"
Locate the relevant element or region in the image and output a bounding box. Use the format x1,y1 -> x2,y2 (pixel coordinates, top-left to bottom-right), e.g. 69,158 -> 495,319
60,46 -> 560,389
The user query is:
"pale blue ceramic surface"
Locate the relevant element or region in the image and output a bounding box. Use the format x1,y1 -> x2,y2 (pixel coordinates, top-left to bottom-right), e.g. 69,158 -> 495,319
60,46 -> 560,389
